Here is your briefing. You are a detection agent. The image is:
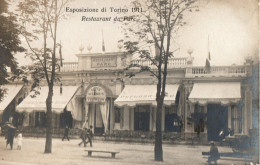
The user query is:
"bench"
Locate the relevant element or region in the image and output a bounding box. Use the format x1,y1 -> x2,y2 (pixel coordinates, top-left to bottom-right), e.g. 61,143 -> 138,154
202,152 -> 254,163
85,149 -> 120,158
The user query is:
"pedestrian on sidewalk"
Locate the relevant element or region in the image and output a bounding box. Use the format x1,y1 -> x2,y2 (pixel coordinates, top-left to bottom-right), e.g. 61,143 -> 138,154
5,122 -> 16,150
208,141 -> 220,165
17,131 -> 23,150
85,125 -> 93,147
78,128 -> 87,147
62,125 -> 70,141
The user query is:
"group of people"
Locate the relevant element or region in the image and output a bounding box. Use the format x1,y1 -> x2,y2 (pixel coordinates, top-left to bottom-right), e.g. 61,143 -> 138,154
78,125 -> 93,147
2,122 -> 23,150
61,124 -> 94,148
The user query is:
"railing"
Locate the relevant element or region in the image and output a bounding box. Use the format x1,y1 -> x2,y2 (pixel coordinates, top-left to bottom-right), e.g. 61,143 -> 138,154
59,58 -> 188,72
59,60 -> 247,78
60,62 -> 78,72
185,65 -> 247,77
130,57 -> 187,69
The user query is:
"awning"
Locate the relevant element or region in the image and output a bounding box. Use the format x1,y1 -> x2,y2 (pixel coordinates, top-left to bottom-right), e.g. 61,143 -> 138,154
114,85 -> 179,107
17,86 -> 79,113
0,85 -> 23,111
188,82 -> 241,105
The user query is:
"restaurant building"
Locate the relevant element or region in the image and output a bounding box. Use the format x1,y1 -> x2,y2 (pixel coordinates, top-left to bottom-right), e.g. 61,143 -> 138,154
8,47 -> 258,141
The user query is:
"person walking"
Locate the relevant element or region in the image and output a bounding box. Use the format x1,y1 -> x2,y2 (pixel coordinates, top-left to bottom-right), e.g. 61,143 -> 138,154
5,123 -> 16,150
86,125 -> 93,147
208,142 -> 220,165
62,125 -> 70,141
78,128 -> 87,147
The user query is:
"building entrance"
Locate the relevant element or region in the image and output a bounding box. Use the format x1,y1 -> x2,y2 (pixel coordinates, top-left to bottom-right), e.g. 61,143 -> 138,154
90,104 -> 104,135
134,105 -> 150,131
207,104 -> 228,141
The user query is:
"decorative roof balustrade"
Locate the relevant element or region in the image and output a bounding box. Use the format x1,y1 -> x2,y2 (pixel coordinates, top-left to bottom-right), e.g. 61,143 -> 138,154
59,57 -> 188,72
185,65 -> 247,78
60,62 -> 78,72
59,59 -> 248,78
130,57 -> 187,69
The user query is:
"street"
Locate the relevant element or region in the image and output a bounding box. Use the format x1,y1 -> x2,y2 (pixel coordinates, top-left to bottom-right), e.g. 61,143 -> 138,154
0,136 -> 251,165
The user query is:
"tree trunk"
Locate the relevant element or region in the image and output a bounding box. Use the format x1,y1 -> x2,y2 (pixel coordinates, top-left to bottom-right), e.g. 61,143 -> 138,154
44,90 -> 53,153
154,97 -> 163,161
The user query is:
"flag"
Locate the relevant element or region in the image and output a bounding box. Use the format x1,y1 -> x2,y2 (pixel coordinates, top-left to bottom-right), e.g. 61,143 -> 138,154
205,51 -> 211,73
102,30 -> 105,52
205,36 -> 211,73
59,41 -> 63,67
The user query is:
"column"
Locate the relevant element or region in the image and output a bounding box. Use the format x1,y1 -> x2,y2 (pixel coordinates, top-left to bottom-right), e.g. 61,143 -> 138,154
204,105 -> 208,133
161,107 -> 165,131
243,103 -> 248,134
184,101 -> 188,133
90,105 -> 95,132
186,103 -> 194,132
243,88 -> 249,135
149,106 -> 153,131
228,105 -> 232,129
234,106 -> 239,133
247,91 -> 253,129
109,98 -> 115,132
123,107 -> 130,130
130,108 -> 134,130
56,114 -> 60,128
153,108 -> 156,131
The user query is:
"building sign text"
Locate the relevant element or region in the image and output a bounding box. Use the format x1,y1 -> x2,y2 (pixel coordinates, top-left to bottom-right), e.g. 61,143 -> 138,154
91,56 -> 117,68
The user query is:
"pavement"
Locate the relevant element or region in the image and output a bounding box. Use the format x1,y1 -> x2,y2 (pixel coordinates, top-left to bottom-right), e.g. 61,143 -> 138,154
0,136 -> 254,165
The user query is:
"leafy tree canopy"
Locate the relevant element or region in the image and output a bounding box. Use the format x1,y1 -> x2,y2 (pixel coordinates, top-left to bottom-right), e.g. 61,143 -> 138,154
0,0 -> 24,101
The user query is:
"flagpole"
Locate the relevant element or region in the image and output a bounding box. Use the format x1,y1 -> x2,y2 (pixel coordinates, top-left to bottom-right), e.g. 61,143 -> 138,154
205,35 -> 211,73
102,29 -> 105,53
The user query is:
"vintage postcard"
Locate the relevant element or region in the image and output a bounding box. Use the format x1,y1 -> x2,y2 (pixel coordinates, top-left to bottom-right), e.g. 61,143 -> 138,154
0,0 -> 259,164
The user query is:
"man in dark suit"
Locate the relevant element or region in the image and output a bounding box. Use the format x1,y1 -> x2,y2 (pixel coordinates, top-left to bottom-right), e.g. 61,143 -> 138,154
5,123 -> 16,150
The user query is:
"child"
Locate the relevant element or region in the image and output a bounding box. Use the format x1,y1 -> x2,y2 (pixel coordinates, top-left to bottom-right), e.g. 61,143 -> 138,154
17,132 -> 22,150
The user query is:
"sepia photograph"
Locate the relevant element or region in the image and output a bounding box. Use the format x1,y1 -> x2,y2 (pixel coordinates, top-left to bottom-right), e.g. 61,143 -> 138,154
0,0 -> 259,164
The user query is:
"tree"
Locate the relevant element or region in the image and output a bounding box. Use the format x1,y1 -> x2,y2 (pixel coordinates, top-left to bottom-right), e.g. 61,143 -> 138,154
0,0 -> 24,101
17,0 -> 70,153
122,0 -> 198,161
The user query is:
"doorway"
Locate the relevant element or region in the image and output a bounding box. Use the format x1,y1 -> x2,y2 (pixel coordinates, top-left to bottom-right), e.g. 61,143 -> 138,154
91,104 -> 104,135
207,104 -> 228,141
134,105 -> 150,131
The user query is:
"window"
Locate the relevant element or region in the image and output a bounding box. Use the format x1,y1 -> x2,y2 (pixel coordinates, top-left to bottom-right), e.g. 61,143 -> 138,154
165,105 -> 181,132
193,104 -> 205,132
35,112 -> 46,127
134,105 -> 150,131
231,105 -> 242,133
114,107 -> 121,123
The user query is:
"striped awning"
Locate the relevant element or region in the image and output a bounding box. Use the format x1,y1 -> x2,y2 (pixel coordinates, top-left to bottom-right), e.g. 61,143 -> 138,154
0,85 -> 23,111
17,86 -> 79,113
114,85 -> 179,107
188,82 -> 241,105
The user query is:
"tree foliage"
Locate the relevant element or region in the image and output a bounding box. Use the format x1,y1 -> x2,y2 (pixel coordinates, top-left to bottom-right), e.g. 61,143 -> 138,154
122,0 -> 198,161
17,0 -> 71,153
0,0 -> 24,101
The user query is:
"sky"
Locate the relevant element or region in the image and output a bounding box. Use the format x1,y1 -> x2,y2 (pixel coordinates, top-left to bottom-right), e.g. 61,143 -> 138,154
14,0 -> 259,66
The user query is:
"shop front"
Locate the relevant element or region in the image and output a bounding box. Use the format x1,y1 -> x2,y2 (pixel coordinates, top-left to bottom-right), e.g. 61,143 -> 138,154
84,84 -> 113,135
188,82 -> 243,141
16,86 -> 79,128
114,84 -> 180,132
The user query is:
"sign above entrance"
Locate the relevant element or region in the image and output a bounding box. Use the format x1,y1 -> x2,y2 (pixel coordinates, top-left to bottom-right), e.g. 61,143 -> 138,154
86,86 -> 106,103
91,56 -> 117,68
